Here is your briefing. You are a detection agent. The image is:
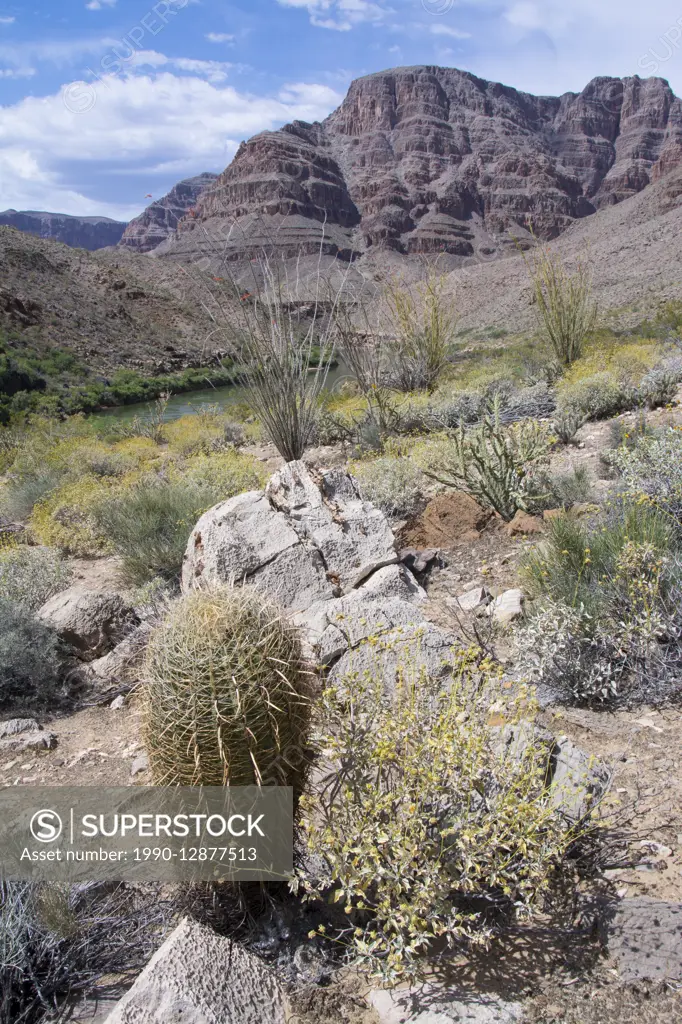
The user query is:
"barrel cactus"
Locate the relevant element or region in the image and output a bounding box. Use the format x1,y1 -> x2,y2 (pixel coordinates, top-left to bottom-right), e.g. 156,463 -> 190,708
143,587 -> 311,792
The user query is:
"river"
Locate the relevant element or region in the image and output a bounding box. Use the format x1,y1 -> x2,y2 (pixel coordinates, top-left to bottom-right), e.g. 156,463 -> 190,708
92,359 -> 352,426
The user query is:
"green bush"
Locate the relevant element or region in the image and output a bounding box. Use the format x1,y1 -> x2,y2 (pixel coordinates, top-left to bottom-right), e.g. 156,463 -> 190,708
0,601 -> 62,712
532,466 -> 593,512
558,371 -> 634,421
94,450 -> 265,585
143,587 -> 311,790
93,478 -> 212,585
522,502 -> 674,617
0,546 -> 72,611
296,648 -> 578,982
552,407 -> 585,445
637,367 -> 678,410
351,456 -> 424,519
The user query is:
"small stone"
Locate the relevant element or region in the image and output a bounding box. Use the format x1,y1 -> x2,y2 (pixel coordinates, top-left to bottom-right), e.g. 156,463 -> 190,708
489,589 -> 525,626
110,695 -> 125,710
456,586 -> 491,612
505,510 -> 543,536
130,753 -> 149,778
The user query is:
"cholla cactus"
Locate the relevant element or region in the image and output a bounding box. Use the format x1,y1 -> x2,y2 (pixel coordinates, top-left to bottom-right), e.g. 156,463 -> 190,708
422,396 -> 552,521
143,587 -> 311,792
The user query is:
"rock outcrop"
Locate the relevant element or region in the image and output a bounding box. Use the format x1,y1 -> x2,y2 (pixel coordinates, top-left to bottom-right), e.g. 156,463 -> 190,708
159,66 -> 682,265
104,918 -> 289,1023
119,173 -> 218,253
0,210 -> 126,250
37,586 -> 139,662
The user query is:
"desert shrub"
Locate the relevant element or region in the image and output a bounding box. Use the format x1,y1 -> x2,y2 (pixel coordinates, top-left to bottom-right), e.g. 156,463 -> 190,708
498,382 -> 556,423
637,366 -> 678,409
0,881 -> 173,1024
143,587 -> 311,791
552,407 -> 585,445
174,450 -> 266,496
426,389 -> 484,428
0,600 -> 62,711
419,398 -> 553,521
379,270 -> 456,392
29,476 -> 112,557
523,244 -> 597,366
0,468 -> 63,523
519,500 -> 682,703
558,371 -> 634,421
163,409 -> 246,456
0,546 -> 72,611
531,465 -> 593,512
517,543 -> 682,705
612,427 -> 682,530
94,478 -> 213,585
522,502 -> 674,617
295,648 -> 579,982
351,456 -> 424,519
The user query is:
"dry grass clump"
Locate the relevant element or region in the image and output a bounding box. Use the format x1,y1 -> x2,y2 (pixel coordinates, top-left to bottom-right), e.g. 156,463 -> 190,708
143,587 -> 311,791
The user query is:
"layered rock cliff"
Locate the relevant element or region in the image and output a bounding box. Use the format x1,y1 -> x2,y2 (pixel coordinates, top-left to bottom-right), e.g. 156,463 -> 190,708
0,210 -> 126,251
159,66 -> 682,265
119,173 -> 218,253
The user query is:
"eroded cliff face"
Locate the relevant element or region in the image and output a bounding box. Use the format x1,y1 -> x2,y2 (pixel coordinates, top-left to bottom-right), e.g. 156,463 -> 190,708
0,211 -> 126,251
119,173 -> 218,253
160,66 -> 682,265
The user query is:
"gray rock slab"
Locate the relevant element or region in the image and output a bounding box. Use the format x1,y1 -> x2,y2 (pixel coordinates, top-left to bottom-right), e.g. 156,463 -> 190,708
104,918 -> 289,1024
369,984 -> 524,1023
605,898 -> 682,981
181,491 -> 299,592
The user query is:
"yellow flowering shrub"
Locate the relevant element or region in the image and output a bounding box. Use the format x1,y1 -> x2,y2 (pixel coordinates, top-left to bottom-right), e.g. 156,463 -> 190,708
295,647 -> 579,982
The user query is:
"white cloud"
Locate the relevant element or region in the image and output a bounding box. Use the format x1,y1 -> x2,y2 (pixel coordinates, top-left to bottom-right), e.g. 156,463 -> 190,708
277,0 -> 391,30
429,24 -> 471,40
0,71 -> 344,216
0,66 -> 35,78
128,50 -> 234,82
206,32 -> 235,44
85,0 -> 117,10
0,16 -> 15,24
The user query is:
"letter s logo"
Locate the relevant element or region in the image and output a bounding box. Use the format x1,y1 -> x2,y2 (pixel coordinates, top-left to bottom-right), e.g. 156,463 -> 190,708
30,810 -> 63,843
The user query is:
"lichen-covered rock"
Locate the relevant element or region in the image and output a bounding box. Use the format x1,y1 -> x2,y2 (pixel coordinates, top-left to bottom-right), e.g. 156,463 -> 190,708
37,586 -> 139,661
104,918 -> 289,1024
181,491 -> 300,591
267,462 -> 398,592
182,463 -> 397,607
604,898 -> 682,982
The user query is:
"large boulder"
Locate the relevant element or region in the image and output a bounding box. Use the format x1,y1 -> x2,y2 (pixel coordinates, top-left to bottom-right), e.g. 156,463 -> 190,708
37,586 -> 139,661
181,462 -> 397,610
104,918 -> 289,1024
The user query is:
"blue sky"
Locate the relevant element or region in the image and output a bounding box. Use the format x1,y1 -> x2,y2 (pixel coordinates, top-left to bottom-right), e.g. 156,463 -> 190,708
1,0 -> 682,220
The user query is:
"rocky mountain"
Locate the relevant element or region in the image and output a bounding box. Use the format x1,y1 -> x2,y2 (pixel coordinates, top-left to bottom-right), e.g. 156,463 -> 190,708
0,210 -> 127,251
158,65 -> 682,266
119,173 -> 218,253
0,227 -> 220,375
